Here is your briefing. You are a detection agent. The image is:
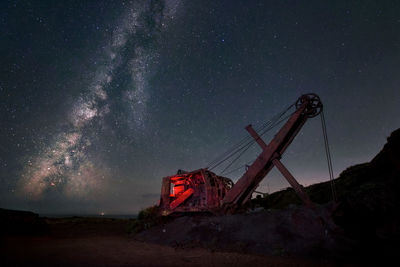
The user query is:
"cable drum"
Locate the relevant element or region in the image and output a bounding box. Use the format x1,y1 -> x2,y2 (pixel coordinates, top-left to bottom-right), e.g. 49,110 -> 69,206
296,93 -> 323,118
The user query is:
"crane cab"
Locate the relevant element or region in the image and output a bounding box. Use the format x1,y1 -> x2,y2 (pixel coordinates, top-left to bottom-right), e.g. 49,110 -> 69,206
159,168 -> 233,216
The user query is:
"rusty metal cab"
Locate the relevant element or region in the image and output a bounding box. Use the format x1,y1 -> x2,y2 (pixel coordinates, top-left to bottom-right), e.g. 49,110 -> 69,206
159,168 -> 233,216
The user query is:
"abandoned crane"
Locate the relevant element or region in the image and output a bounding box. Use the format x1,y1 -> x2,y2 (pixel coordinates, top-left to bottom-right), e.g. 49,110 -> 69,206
159,93 -> 332,216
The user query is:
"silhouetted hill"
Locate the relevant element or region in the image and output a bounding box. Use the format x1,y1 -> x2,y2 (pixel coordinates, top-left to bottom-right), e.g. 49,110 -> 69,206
252,128 -> 400,262
255,128 -> 400,207
0,208 -> 47,235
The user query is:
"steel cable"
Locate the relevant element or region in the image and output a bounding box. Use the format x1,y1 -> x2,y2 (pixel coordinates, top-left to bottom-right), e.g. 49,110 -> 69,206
321,110 -> 337,202
217,110 -> 296,175
207,103 -> 294,170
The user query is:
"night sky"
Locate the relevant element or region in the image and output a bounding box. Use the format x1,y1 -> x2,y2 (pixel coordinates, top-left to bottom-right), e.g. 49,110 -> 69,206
1,0 -> 400,215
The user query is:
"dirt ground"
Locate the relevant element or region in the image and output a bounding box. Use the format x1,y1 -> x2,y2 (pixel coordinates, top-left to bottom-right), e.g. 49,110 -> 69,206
1,217 -> 337,267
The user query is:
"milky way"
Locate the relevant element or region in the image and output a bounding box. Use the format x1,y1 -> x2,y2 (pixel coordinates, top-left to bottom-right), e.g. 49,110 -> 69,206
18,0 -> 183,200
2,1 -> 400,214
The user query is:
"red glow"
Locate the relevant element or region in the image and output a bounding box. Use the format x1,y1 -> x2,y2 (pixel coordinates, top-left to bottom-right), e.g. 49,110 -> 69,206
169,188 -> 194,209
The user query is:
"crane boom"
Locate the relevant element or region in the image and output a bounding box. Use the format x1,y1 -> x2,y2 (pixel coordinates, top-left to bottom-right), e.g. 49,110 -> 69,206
222,93 -> 322,211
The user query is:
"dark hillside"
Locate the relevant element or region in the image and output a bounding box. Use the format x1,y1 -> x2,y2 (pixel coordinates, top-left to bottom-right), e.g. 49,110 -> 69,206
253,128 -> 400,262
0,208 -> 47,235
256,129 -> 400,209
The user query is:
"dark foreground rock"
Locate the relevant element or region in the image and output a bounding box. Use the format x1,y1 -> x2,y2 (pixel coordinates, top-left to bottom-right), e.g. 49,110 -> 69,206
136,129 -> 400,265
0,208 -> 48,235
135,204 -> 347,259
2,217 -> 330,266
253,128 -> 400,263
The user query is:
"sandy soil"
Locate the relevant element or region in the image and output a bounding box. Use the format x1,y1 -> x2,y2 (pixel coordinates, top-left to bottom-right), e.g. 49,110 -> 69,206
1,217 -> 336,267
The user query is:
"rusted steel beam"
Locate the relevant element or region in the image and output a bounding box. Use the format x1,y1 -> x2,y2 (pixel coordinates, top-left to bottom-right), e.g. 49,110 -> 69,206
169,188 -> 194,210
160,177 -> 170,208
245,124 -> 267,149
272,157 -> 314,208
222,103 -> 307,208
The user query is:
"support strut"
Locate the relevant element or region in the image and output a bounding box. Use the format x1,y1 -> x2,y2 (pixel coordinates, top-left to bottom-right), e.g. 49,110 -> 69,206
222,94 -> 321,211
247,125 -> 313,207
272,156 -> 313,208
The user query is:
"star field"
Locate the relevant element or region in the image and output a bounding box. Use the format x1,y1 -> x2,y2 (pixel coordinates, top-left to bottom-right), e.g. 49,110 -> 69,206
1,0 -> 400,214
